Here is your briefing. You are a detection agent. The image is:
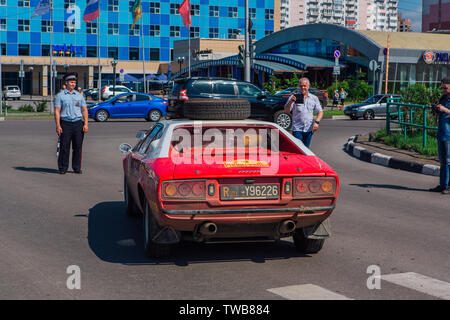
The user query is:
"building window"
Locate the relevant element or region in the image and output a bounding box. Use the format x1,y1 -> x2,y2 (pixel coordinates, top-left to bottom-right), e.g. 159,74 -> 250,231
108,0 -> 118,12
0,18 -> 5,31
228,28 -> 240,39
265,9 -> 274,20
18,0 -> 30,7
108,47 -> 118,59
249,8 -> 256,19
41,20 -> 53,32
209,27 -> 218,38
150,48 -> 159,61
1,43 -> 6,56
64,0 -> 75,9
129,24 -> 140,36
86,46 -> 97,57
42,44 -> 50,56
250,29 -> 256,40
228,7 -> 238,18
170,3 -> 179,15
18,19 -> 30,32
170,26 -> 180,37
18,44 -> 30,56
190,27 -> 199,38
191,4 -> 200,16
209,6 -> 218,17
0,0 -> 6,6
129,47 -> 139,61
108,23 -> 118,35
86,22 -> 97,34
150,2 -> 160,14
150,25 -> 160,36
64,21 -> 75,33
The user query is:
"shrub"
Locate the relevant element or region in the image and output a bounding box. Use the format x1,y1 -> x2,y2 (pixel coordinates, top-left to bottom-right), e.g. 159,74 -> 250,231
18,104 -> 35,112
34,100 -> 48,112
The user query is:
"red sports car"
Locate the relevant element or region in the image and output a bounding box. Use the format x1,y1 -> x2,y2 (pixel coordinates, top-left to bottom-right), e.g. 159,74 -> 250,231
120,119 -> 339,257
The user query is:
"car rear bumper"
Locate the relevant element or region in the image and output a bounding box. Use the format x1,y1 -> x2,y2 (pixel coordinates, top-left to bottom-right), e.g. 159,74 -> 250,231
162,205 -> 335,215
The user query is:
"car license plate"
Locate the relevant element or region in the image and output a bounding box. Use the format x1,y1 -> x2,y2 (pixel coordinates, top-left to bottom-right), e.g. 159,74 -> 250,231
220,184 -> 279,201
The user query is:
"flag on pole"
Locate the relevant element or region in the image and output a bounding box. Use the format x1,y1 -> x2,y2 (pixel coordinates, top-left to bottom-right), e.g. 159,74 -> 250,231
131,0 -> 142,29
32,0 -> 51,18
178,0 -> 191,30
83,0 -> 99,23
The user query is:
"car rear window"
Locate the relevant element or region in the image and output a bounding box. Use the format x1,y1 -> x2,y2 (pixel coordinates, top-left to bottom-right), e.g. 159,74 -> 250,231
7,86 -> 19,90
188,80 -> 213,95
213,82 -> 235,95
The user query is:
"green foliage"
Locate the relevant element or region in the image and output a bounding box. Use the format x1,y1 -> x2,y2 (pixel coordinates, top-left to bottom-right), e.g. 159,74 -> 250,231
327,78 -> 372,102
1,102 -> 12,112
34,100 -> 48,112
373,128 -> 437,156
18,104 -> 34,112
400,83 -> 441,105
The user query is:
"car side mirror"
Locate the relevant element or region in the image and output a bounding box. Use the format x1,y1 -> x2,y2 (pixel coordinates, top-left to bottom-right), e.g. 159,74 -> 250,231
257,93 -> 267,100
119,143 -> 132,154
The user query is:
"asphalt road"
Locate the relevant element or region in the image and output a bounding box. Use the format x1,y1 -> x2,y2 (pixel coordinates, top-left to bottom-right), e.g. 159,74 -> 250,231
0,118 -> 448,300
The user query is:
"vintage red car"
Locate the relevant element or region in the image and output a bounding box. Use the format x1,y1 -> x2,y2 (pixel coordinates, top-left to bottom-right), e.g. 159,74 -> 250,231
120,119 -> 339,257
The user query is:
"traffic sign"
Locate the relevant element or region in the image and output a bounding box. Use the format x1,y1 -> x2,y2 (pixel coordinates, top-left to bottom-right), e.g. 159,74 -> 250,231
18,71 -> 25,77
334,50 -> 341,59
333,66 -> 340,75
120,69 -> 124,73
369,60 -> 378,71
119,73 -> 125,82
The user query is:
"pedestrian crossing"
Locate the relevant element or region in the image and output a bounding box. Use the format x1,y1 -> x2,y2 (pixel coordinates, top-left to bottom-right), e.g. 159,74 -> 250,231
267,272 -> 450,300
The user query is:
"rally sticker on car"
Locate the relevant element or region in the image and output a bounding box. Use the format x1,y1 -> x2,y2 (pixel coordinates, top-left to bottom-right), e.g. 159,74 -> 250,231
223,159 -> 269,168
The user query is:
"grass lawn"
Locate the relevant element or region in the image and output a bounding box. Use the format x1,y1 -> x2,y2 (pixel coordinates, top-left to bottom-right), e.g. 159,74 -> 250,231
374,128 -> 438,156
323,110 -> 345,116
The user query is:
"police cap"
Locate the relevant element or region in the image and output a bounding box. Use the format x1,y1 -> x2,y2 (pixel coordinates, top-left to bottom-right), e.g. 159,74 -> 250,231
63,72 -> 78,82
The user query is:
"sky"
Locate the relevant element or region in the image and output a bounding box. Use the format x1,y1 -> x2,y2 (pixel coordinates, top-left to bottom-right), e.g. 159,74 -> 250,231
398,0 -> 422,32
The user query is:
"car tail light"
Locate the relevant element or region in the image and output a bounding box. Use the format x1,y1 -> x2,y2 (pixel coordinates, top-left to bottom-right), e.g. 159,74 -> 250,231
179,89 -> 188,101
162,101 -> 168,105
162,180 -> 206,200
293,177 -> 336,198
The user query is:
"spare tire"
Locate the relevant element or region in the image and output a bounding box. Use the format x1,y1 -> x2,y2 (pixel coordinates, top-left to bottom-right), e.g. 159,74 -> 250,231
183,99 -> 251,120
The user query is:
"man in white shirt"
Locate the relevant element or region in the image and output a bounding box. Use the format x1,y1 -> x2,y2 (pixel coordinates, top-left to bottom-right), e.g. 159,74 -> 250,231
284,77 -> 323,148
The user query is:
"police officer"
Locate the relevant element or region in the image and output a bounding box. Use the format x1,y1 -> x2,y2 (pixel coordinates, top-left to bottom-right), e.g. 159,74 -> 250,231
54,72 -> 88,174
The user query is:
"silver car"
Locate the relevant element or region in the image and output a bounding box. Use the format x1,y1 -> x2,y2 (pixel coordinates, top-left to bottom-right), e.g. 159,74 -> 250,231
344,94 -> 401,120
2,86 -> 22,100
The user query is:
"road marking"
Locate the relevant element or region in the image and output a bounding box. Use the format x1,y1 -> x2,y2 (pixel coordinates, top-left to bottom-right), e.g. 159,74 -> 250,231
267,284 -> 353,300
381,272 -> 450,300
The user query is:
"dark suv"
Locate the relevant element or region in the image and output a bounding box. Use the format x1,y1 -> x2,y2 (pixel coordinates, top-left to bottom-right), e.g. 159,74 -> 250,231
168,77 -> 292,129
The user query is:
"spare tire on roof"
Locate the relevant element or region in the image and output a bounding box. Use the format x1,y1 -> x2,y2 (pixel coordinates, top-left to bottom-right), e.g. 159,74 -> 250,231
183,99 -> 251,120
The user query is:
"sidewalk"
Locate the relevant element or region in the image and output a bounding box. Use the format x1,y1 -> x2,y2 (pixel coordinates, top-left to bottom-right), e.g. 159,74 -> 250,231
345,134 -> 440,177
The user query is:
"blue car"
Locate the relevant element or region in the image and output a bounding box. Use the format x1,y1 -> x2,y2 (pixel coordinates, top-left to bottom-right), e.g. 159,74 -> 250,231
87,92 -> 168,122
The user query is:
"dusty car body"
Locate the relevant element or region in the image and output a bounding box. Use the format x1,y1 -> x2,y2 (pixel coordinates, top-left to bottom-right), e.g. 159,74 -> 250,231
121,119 -> 339,257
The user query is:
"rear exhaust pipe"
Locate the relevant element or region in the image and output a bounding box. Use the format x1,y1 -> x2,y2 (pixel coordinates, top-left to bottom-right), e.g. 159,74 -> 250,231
198,222 -> 218,236
279,219 -> 296,234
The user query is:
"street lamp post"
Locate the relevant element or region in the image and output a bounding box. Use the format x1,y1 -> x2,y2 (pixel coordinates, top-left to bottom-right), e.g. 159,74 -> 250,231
111,60 -> 117,97
28,67 -> 33,99
177,57 -> 185,76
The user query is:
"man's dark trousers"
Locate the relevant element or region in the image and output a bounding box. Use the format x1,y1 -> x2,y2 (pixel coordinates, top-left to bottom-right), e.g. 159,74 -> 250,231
58,120 -> 84,172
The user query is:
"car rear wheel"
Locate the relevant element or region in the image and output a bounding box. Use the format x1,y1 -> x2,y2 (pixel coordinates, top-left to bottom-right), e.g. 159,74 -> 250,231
146,109 -> 162,122
95,110 -> 109,122
143,198 -> 171,258
274,110 -> 292,130
124,178 -> 140,217
293,228 -> 325,254
183,99 -> 251,120
363,110 -> 375,120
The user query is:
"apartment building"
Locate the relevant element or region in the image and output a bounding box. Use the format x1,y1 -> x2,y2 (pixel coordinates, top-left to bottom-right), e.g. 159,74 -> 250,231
423,0 -> 450,32
281,0 -> 398,31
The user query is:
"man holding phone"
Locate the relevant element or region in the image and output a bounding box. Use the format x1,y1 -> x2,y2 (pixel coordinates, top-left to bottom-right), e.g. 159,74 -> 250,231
284,77 -> 323,148
429,77 -> 450,194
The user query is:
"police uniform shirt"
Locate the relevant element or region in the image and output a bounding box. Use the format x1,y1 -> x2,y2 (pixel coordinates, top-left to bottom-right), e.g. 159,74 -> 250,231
438,95 -> 450,141
55,89 -> 86,122
287,93 -> 322,132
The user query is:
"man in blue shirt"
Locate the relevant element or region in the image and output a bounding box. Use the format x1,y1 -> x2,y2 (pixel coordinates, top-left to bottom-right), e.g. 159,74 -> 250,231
284,77 -> 323,148
429,77 -> 450,194
54,72 -> 88,174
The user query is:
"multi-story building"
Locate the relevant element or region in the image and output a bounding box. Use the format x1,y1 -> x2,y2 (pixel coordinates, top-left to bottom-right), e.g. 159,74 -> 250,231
397,13 -> 411,32
282,0 -> 398,31
423,0 -> 450,32
0,0 -> 280,96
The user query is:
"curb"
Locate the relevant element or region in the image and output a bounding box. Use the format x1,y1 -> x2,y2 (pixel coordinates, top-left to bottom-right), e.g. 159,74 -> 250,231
344,135 -> 440,177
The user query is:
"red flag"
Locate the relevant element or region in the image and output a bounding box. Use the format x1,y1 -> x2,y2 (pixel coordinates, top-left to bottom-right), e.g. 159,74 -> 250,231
178,0 -> 191,30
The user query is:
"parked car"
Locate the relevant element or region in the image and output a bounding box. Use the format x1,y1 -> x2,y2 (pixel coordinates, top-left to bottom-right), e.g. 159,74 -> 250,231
2,85 -> 21,100
168,77 -> 293,130
87,92 -> 168,122
344,94 -> 401,120
83,88 -> 99,100
274,87 -> 328,109
101,85 -> 133,100
119,118 -> 339,257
